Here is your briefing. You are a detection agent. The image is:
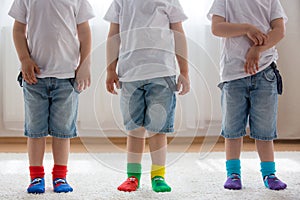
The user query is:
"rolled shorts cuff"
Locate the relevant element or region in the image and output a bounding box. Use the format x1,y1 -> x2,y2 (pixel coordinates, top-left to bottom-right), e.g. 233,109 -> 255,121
50,131 -> 77,139
221,130 -> 246,139
126,123 -> 174,134
250,132 -> 277,141
25,131 -> 49,138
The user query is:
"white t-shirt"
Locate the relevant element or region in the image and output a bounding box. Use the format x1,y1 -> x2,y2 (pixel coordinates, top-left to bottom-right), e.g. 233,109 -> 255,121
9,0 -> 95,79
207,0 -> 288,83
104,0 -> 188,82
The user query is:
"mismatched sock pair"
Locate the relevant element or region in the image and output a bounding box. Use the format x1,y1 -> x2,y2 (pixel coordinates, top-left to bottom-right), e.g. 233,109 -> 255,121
117,163 -> 171,192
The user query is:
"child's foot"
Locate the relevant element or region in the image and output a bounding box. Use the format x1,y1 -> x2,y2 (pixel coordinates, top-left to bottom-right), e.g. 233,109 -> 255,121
53,178 -> 73,193
117,176 -> 139,192
224,173 -> 242,190
264,175 -> 287,190
151,176 -> 171,193
27,177 -> 45,194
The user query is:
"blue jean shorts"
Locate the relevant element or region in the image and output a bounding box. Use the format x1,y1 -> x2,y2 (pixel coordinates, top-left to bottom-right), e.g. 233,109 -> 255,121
120,76 -> 177,133
23,78 -> 79,138
219,66 -> 278,141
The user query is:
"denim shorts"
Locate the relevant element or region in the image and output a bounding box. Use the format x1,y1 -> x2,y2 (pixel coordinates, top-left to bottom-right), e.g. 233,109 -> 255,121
120,76 -> 177,133
219,66 -> 278,141
23,78 -> 79,138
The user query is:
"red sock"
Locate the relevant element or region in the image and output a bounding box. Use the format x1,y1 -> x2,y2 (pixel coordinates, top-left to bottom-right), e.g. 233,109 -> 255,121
29,166 -> 45,180
52,165 -> 68,180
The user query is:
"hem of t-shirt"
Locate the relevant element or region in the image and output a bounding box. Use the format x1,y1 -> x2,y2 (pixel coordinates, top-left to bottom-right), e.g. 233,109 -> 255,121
207,12 -> 226,21
219,61 -> 274,83
270,15 -> 288,23
169,16 -> 188,23
119,72 -> 177,82
77,14 -> 96,25
103,16 -> 119,24
36,73 -> 75,79
8,11 -> 27,24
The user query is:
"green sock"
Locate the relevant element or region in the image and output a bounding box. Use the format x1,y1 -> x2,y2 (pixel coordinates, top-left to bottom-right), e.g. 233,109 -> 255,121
151,165 -> 171,192
127,163 -> 141,187
152,176 -> 172,193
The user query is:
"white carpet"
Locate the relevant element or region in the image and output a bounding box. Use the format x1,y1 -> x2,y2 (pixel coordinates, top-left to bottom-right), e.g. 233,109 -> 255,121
0,152 -> 299,200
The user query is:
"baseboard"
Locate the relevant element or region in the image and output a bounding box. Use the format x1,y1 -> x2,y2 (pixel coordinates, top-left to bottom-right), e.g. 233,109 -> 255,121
1,136 -> 298,145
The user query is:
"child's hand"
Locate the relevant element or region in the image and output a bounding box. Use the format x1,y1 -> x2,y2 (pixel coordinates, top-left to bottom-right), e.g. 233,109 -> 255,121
244,46 -> 260,74
106,70 -> 120,95
176,73 -> 190,95
21,57 -> 40,84
246,25 -> 268,46
75,64 -> 91,92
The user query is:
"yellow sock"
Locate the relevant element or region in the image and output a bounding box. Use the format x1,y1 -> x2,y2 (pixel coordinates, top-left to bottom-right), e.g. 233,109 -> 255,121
151,165 -> 165,179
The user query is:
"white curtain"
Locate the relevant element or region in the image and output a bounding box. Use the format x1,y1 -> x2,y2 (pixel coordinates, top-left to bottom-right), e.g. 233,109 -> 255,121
0,0 -> 298,139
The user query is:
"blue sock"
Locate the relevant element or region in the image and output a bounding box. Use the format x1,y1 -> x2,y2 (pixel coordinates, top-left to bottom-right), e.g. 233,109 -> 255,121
260,162 -> 276,178
226,159 -> 241,177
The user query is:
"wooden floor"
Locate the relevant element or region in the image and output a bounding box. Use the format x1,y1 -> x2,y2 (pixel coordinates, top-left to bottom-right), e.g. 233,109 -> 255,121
0,136 -> 299,153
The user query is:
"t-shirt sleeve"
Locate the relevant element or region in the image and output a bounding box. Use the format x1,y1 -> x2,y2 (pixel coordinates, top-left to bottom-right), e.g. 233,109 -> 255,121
167,0 -> 188,23
103,0 -> 121,24
271,0 -> 288,23
76,0 -> 95,24
8,0 -> 27,24
207,0 -> 226,21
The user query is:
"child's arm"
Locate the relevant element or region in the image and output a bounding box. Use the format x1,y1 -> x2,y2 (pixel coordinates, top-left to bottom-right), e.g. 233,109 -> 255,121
106,23 -> 120,95
170,22 -> 190,95
244,18 -> 285,74
12,20 -> 40,84
76,21 -> 92,91
211,15 -> 268,46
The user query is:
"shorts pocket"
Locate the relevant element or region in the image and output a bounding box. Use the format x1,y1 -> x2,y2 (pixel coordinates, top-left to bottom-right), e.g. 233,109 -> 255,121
263,68 -> 276,82
163,76 -> 177,92
69,78 -> 81,94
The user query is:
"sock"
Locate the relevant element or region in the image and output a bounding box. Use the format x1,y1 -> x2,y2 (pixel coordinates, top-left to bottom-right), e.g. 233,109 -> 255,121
52,165 -> 73,193
226,159 -> 241,177
28,166 -> 45,193
151,165 -> 171,192
29,166 -> 45,180
260,161 -> 276,178
127,163 -> 142,186
52,164 -> 67,180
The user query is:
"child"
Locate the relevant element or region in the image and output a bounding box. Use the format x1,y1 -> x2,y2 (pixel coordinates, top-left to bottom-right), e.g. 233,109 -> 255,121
9,0 -> 94,194
208,0 -> 287,190
104,0 -> 189,192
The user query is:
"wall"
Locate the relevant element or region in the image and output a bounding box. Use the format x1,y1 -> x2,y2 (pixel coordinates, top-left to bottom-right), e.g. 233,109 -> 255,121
0,0 -> 299,139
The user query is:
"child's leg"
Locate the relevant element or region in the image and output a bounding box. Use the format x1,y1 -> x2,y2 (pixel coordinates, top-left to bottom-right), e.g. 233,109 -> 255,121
224,138 -> 243,190
118,127 -> 146,192
27,137 -> 46,194
52,137 -> 73,193
148,133 -> 171,192
256,140 -> 287,190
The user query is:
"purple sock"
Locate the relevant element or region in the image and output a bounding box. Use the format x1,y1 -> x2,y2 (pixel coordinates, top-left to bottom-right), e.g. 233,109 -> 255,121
224,173 -> 242,190
264,175 -> 287,190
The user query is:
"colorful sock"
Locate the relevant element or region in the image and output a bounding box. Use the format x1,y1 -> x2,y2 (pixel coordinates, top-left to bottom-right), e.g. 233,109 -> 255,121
224,174 -> 242,190
261,162 -> 287,190
127,163 -> 142,186
151,165 -> 171,192
224,159 -> 242,190
117,163 -> 141,192
52,165 -> 67,180
260,162 -> 276,178
226,159 -> 241,177
29,166 -> 45,180
27,166 -> 45,194
52,165 -> 73,193
263,175 -> 287,190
